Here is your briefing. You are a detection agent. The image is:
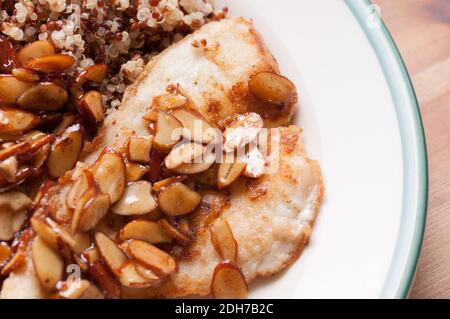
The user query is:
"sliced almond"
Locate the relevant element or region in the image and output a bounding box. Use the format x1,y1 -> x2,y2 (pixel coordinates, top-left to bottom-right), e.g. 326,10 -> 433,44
158,219 -> 191,245
172,150 -> 216,174
0,107 -> 39,134
118,220 -> 172,244
83,246 -> 101,265
12,68 -> 40,82
171,108 -> 218,144
153,111 -> 182,151
158,182 -> 201,216
0,156 -> 18,182
95,232 -> 128,275
25,53 -> 76,73
89,260 -> 122,298
17,40 -> 55,65
72,191 -> 110,233
31,143 -> 50,170
196,163 -> 219,187
0,76 -> 33,104
59,279 -> 91,299
91,151 -> 126,204
18,82 -> 68,112
134,263 -> 160,281
248,71 -> 296,106
53,113 -> 76,136
120,240 -> 176,277
152,176 -> 185,192
0,229 -> 31,275
0,36 -> 18,73
210,219 -> 238,263
125,162 -> 149,182
224,112 -> 263,151
211,262 -> 248,299
117,261 -> 160,288
74,64 -> 107,85
128,136 -> 153,163
78,90 -> 105,125
0,190 -> 32,211
164,142 -> 205,170
217,156 -> 246,189
46,124 -> 83,178
111,181 -> 157,216
16,133 -> 54,163
0,241 -> 11,265
32,235 -> 64,291
66,170 -> 95,210
31,216 -> 90,255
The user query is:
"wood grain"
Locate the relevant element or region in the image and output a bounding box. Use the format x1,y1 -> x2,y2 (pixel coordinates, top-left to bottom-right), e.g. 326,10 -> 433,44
373,0 -> 450,299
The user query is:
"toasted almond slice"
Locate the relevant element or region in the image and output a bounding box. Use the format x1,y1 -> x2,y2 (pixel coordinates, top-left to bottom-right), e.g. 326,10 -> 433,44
95,232 -> 128,275
0,37 -> 18,73
211,262 -> 248,299
224,112 -> 263,151
66,170 -> 95,210
120,240 -> 176,277
91,151 -> 126,204
248,71 -> 296,105
195,163 -> 219,187
26,54 -> 76,73
152,176 -> 185,192
164,142 -> 205,170
59,279 -> 91,299
125,162 -> 149,182
217,156 -> 246,189
0,190 -> 32,211
172,150 -> 216,174
30,143 -> 50,170
153,111 -> 183,151
46,124 -> 83,178
0,241 -> 11,265
0,156 -> 18,182
12,68 -> 40,82
79,283 -> 104,299
111,181 -> 157,216
32,235 -> 64,291
17,40 -> 55,65
73,64 -> 107,86
158,219 -> 191,245
171,108 -> 218,144
0,248 -> 25,275
0,107 -> 39,134
117,261 -> 160,288
78,90 -> 105,125
210,219 -> 238,263
119,220 -> 172,244
53,113 -> 76,136
128,136 -> 153,163
0,76 -> 33,104
73,192 -> 110,233
18,82 -> 68,112
158,182 -> 201,216
89,260 -> 122,298
31,216 -> 70,256
134,262 -> 160,281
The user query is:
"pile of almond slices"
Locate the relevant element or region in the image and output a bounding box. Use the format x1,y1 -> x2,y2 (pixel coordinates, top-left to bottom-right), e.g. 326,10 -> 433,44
0,35 -> 297,299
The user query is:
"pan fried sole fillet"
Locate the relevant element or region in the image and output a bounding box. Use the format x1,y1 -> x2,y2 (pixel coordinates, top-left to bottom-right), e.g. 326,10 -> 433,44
0,18 -> 323,299
123,126 -> 323,298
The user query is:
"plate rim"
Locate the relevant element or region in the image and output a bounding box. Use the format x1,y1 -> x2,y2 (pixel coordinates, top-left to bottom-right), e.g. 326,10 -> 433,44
345,0 -> 428,298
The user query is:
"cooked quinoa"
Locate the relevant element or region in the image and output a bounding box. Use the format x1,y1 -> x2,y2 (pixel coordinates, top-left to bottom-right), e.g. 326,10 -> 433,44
0,0 -> 226,109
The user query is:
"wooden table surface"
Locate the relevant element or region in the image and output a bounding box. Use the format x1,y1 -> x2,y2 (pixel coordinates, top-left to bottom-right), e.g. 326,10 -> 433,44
373,0 -> 450,299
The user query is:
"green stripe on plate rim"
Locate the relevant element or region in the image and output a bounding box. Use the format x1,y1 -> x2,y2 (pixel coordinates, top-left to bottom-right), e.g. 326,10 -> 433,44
344,0 -> 428,298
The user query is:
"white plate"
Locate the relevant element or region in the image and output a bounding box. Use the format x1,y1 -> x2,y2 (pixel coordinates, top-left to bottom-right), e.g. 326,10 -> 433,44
217,0 -> 428,298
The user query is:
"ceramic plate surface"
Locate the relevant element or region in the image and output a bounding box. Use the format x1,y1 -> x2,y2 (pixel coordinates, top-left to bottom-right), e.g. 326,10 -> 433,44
217,0 -> 428,298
